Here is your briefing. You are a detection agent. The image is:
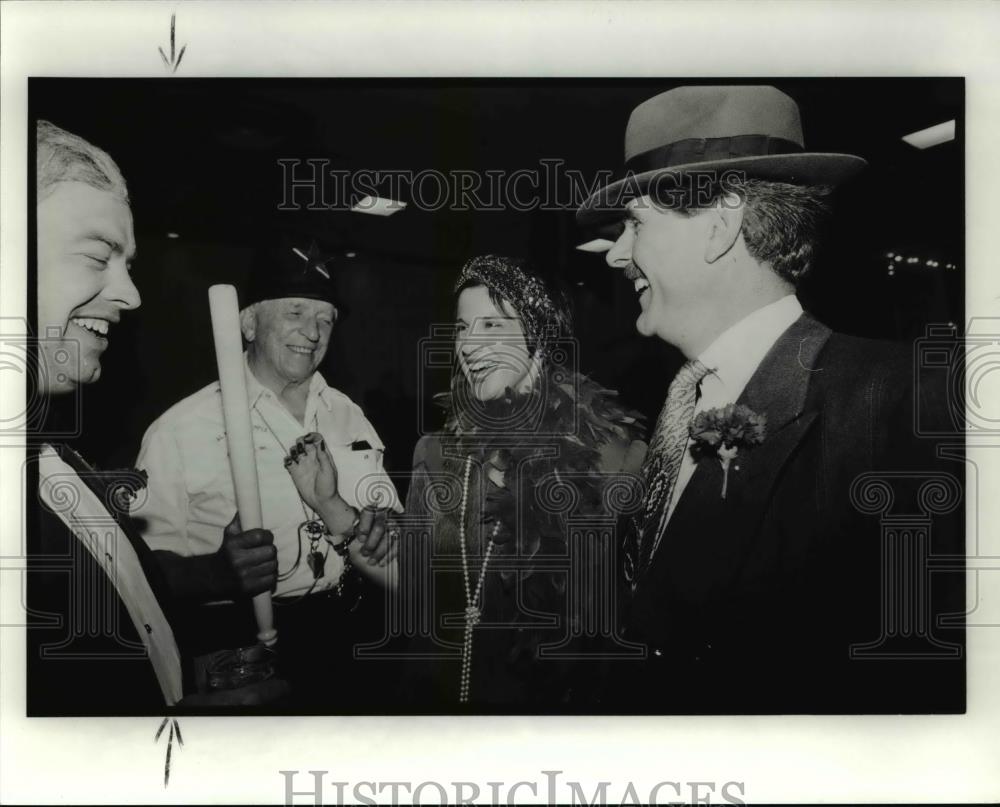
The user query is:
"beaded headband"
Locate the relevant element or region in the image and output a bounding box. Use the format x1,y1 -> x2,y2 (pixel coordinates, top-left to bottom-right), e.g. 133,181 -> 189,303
454,255 -> 572,361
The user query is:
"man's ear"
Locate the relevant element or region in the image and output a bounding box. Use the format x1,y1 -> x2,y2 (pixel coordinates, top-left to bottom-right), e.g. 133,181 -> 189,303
704,192 -> 744,263
239,305 -> 256,342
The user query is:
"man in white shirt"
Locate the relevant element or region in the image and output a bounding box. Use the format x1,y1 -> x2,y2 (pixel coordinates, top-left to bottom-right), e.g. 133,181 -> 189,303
577,85 -> 963,712
134,237 -> 402,701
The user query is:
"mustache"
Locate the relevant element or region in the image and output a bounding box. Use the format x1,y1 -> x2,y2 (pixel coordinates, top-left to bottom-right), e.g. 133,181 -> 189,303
622,261 -> 645,282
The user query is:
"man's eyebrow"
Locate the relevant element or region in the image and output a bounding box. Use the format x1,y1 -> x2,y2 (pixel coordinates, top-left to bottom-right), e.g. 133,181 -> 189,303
74,232 -> 124,252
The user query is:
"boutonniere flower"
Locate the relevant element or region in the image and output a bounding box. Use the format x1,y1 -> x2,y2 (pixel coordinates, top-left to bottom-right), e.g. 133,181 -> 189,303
688,404 -> 767,499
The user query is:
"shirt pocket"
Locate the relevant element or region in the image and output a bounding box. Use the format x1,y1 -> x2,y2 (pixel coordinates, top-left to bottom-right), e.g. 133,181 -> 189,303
327,437 -> 394,510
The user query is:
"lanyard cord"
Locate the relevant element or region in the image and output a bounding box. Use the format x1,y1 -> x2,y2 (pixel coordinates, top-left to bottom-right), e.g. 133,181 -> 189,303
250,400 -> 327,583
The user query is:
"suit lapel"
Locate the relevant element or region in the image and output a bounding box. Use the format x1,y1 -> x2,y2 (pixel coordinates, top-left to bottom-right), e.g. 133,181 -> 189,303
50,443 -> 175,613
642,314 -> 832,603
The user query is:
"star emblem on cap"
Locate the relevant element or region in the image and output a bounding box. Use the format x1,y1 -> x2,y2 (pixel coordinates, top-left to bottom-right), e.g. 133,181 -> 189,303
291,240 -> 334,280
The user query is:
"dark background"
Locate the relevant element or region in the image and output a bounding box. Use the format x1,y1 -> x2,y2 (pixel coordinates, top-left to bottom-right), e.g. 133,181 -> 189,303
31,78 -> 964,487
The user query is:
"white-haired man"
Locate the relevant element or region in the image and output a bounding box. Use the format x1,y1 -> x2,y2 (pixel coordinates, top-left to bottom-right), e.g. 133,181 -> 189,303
134,237 -> 402,705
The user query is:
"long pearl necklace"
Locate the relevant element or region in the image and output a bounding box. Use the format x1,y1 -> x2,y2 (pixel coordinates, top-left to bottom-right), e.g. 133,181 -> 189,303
459,454 -> 501,704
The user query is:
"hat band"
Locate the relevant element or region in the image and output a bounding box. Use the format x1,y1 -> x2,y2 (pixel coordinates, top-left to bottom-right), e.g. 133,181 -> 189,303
625,135 -> 803,175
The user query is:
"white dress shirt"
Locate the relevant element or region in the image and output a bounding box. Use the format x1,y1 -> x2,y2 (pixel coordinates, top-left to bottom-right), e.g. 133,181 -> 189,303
134,356 -> 402,599
664,294 -> 804,523
38,446 -> 183,705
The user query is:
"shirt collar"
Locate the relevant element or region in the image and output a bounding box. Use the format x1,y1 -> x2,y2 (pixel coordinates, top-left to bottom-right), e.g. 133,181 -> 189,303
242,352 -> 332,412
697,294 -> 804,399
309,367 -> 334,412
243,352 -> 269,407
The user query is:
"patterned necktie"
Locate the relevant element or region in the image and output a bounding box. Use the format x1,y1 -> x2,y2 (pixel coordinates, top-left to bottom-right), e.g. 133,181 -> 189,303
637,359 -> 711,572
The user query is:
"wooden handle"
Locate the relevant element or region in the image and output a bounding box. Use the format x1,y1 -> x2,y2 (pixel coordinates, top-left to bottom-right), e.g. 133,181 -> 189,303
208,285 -> 277,647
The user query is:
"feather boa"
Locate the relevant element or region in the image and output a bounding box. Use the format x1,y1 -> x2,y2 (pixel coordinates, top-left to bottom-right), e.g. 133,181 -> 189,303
433,368 -> 645,561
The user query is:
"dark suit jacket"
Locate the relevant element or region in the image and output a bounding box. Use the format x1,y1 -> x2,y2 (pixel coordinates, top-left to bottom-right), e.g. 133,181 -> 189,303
616,314 -> 965,714
27,444 -> 176,715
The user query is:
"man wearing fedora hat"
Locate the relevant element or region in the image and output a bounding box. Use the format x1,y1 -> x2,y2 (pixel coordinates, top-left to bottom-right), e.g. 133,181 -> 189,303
579,85 -> 963,712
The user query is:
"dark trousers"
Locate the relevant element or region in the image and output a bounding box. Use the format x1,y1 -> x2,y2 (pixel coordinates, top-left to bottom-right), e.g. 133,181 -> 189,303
176,575 -> 404,712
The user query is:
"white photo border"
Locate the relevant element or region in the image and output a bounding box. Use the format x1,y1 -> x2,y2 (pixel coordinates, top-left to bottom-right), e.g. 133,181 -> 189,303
2,1 -> 999,803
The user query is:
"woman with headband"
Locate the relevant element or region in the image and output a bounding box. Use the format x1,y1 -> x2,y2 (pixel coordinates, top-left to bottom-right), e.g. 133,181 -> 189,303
399,255 -> 647,707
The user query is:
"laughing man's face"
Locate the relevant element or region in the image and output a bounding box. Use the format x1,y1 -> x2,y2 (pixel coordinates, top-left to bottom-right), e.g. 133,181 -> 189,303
246,297 -> 336,386
605,195 -> 717,352
37,182 -> 139,395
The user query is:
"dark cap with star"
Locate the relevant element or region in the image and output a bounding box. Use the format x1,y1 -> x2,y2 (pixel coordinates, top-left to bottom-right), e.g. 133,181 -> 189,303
244,235 -> 346,315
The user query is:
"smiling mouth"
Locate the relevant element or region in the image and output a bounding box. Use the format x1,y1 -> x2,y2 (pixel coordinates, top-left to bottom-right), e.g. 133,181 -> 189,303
70,317 -> 110,339
287,345 -> 315,355
466,361 -> 498,379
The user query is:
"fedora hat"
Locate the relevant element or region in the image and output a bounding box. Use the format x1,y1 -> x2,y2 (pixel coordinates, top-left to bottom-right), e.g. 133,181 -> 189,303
576,85 -> 866,226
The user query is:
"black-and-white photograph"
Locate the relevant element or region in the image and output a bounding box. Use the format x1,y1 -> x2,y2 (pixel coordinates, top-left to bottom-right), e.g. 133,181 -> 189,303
3,2 -> 998,804
25,75 -> 966,716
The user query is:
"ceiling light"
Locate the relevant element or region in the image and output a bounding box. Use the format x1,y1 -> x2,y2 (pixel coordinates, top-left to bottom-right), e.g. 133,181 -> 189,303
166,232 -> 180,239
902,119 -> 956,149
351,195 -> 406,216
575,238 -> 614,253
